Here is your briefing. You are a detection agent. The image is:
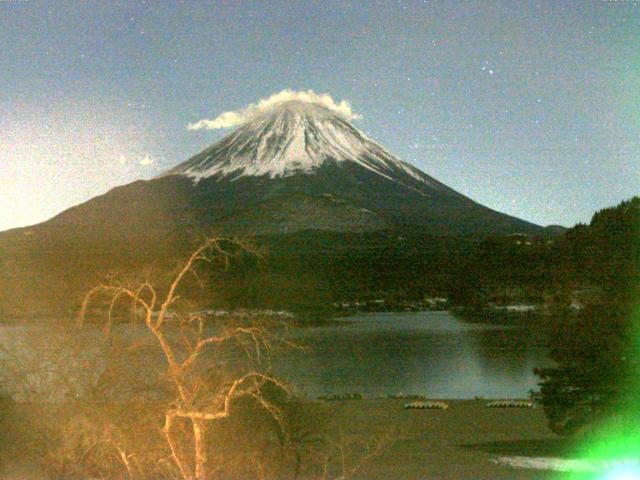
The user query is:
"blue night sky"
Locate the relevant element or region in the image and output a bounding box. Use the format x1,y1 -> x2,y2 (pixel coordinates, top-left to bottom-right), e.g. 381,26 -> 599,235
1,0 -> 638,231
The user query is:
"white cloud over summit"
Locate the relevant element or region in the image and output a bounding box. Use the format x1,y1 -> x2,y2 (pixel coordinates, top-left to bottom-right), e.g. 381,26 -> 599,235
187,89 -> 361,131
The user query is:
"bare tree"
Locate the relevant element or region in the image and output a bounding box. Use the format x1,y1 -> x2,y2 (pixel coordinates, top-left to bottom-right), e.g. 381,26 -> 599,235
78,237 -> 292,480
0,237 -> 392,480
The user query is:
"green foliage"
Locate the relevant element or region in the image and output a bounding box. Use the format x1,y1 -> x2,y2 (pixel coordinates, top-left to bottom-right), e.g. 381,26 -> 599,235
554,196 -> 640,289
535,305 -> 636,435
534,197 -> 640,436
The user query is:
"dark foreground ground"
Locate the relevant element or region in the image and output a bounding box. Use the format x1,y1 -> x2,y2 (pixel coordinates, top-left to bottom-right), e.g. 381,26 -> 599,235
0,398 -> 582,480
326,399 -> 574,480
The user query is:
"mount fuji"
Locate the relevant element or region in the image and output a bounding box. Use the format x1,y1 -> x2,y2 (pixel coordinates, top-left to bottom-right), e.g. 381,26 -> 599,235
5,95 -> 544,240
0,94 -> 546,315
134,97 -> 540,236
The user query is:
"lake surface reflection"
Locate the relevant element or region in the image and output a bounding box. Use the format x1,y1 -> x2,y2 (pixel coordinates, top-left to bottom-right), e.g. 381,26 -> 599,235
0,311 -> 551,401
275,311 -> 551,399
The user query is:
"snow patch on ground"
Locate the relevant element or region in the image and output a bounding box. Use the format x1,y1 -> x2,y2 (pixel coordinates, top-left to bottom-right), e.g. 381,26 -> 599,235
494,456 -> 640,476
492,456 -> 599,473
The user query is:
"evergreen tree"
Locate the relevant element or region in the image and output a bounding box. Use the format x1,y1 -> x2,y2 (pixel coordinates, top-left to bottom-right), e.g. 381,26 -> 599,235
535,197 -> 640,436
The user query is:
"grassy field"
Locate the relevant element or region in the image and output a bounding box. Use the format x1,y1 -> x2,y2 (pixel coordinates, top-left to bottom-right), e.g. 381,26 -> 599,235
0,397 -> 583,479
323,399 -> 574,480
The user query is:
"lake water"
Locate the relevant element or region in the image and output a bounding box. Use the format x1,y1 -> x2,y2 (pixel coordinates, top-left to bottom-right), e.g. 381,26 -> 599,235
275,311 -> 551,399
0,311 -> 551,401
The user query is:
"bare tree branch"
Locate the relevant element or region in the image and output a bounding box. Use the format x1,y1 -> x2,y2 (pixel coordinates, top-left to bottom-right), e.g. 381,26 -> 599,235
77,237 -> 291,480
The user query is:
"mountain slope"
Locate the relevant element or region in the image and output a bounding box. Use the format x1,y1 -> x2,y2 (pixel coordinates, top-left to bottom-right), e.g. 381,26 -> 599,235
154,99 -> 540,235
0,96 -> 546,316
20,99 -> 541,237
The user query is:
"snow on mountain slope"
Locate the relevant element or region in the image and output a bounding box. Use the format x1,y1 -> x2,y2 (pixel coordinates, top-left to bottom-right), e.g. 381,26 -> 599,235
167,100 -> 443,193
144,93 -> 541,235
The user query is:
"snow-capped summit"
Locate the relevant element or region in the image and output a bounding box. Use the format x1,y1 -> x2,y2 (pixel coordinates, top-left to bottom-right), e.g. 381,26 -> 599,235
145,92 -> 544,235
167,99 -> 439,191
